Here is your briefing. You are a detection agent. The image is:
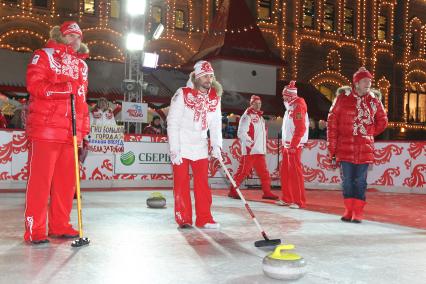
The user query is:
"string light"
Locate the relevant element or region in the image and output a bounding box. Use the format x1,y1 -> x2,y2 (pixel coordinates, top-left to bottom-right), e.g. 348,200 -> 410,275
1,14 -> 51,27
377,77 -> 391,111
171,0 -> 176,38
388,122 -> 426,130
188,0 -> 193,39
83,27 -> 122,37
0,29 -> 47,43
279,1 -> 287,80
86,40 -> 124,58
159,49 -> 185,62
148,37 -> 196,53
204,0 -> 210,32
310,70 -> 351,88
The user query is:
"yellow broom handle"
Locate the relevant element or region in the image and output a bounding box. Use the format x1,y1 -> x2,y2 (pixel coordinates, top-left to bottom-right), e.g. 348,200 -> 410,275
71,94 -> 83,238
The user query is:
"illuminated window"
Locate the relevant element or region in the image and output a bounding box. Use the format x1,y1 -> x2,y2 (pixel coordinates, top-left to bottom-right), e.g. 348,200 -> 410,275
152,6 -> 162,24
378,16 -> 387,40
318,85 -> 336,101
84,0 -> 95,15
258,0 -> 272,21
405,86 -> 426,123
343,7 -> 354,35
303,0 -> 315,28
323,3 -> 335,31
110,0 -> 120,18
175,10 -> 185,29
33,0 -> 48,8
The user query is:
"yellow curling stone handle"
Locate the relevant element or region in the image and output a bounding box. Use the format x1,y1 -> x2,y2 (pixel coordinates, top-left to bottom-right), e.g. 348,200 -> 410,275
269,244 -> 302,261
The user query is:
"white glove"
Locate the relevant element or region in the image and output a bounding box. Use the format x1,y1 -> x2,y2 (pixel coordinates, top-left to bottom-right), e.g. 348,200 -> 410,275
170,151 -> 183,165
211,146 -> 222,160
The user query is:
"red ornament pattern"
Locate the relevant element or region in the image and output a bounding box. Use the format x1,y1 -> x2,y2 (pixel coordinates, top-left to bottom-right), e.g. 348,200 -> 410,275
373,144 -> 403,165
228,139 -> 242,160
407,142 -> 426,160
372,167 -> 400,186
403,164 -> 426,188
266,139 -> 280,154
0,141 -> 12,164
302,165 -> 327,183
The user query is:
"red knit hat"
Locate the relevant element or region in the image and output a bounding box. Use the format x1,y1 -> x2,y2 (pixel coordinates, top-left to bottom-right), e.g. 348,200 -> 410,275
282,80 -> 298,98
250,95 -> 261,105
353,67 -> 373,84
60,21 -> 83,39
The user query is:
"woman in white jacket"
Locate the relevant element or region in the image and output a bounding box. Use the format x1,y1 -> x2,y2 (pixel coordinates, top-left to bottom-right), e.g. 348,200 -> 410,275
167,61 -> 223,229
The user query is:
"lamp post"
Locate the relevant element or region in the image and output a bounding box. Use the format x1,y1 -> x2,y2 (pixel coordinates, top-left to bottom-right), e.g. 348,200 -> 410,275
123,0 -> 163,134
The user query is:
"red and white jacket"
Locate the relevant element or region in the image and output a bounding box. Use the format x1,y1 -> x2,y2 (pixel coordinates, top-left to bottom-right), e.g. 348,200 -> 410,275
167,85 -> 222,161
26,40 -> 90,144
90,107 -> 117,126
238,107 -> 267,155
327,86 -> 388,164
282,97 -> 309,148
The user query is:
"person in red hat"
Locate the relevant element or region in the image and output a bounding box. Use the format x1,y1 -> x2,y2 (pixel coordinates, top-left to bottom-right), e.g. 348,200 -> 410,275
167,60 -> 223,229
24,21 -> 90,244
227,95 -> 278,200
277,81 -> 309,209
327,67 -> 388,223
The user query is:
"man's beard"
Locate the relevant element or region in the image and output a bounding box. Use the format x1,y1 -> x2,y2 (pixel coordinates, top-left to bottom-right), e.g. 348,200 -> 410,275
200,83 -> 211,91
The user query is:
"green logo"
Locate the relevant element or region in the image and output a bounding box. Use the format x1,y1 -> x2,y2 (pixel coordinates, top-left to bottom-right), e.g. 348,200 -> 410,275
120,151 -> 135,166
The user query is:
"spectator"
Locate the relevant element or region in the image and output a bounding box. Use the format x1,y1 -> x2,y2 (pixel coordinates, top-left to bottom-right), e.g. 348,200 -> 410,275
318,119 -> 327,140
221,117 -> 234,139
143,115 -> 165,135
90,97 -> 117,126
308,118 -> 319,139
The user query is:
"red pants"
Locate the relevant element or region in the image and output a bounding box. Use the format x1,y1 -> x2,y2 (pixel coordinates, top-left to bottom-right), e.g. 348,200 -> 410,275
172,158 -> 214,227
280,148 -> 306,207
230,154 -> 271,193
24,140 -> 76,241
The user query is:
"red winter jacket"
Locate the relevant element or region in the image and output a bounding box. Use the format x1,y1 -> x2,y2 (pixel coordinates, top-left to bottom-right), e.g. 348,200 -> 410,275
327,87 -> 388,164
26,40 -> 90,144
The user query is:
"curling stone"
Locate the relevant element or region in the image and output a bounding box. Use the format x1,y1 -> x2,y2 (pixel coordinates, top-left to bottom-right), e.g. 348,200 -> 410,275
262,244 -> 307,280
146,192 -> 166,209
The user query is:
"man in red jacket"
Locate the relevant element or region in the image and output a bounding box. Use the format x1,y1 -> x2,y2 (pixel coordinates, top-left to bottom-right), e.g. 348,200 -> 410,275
228,95 -> 278,200
327,67 -> 388,223
24,21 -> 90,244
277,81 -> 309,209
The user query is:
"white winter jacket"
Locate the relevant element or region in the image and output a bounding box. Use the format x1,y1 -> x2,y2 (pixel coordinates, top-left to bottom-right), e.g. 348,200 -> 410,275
167,84 -> 223,161
238,107 -> 267,155
282,97 -> 309,148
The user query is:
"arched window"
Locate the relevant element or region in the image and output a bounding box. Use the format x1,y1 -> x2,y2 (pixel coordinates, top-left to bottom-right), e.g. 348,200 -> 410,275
317,84 -> 337,102
378,15 -> 388,40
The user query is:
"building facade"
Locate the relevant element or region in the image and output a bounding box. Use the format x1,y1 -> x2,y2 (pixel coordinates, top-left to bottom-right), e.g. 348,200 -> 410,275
0,0 -> 426,124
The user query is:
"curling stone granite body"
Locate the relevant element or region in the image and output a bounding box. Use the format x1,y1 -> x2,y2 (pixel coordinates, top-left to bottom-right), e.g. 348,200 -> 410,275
262,244 -> 307,280
146,192 -> 166,208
